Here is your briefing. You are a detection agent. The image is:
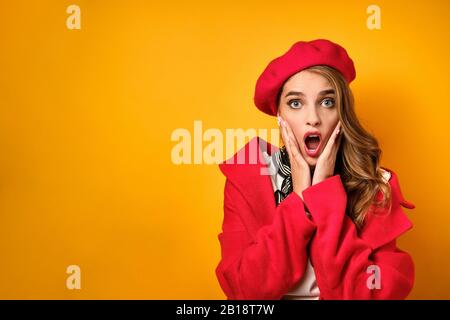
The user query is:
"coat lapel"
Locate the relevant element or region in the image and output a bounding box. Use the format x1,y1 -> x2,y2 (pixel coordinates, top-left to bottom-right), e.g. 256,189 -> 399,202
219,136 -> 279,236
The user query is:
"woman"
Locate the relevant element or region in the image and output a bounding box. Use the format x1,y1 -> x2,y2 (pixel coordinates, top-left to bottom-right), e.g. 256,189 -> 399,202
215,39 -> 416,300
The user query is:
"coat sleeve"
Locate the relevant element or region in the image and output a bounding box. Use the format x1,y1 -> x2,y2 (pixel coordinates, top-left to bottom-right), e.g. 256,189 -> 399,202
301,174 -> 415,300
215,178 -> 317,300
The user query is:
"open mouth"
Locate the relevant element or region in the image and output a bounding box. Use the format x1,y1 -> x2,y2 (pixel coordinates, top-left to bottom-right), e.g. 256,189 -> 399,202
303,132 -> 322,157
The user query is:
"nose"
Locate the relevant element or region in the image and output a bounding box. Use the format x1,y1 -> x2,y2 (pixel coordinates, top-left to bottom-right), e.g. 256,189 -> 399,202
305,106 -> 321,127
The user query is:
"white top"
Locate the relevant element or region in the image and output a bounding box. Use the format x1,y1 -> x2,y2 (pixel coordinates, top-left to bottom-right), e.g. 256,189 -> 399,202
262,150 -> 320,300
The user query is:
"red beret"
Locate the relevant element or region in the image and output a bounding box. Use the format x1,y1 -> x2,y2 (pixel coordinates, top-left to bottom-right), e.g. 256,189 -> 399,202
253,39 -> 356,116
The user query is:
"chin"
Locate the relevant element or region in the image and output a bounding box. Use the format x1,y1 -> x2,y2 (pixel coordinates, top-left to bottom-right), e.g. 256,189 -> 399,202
303,154 -> 317,167
307,159 -> 317,167
303,148 -> 322,166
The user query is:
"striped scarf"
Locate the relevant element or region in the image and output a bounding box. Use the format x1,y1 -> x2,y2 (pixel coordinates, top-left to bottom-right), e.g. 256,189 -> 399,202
273,145 -> 293,206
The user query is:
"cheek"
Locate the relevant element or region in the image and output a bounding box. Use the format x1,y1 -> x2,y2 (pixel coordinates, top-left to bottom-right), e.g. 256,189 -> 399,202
291,128 -> 303,146
323,114 -> 339,136
322,108 -> 338,119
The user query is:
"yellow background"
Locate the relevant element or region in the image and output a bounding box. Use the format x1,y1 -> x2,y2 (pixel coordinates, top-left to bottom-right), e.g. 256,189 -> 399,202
0,0 -> 449,299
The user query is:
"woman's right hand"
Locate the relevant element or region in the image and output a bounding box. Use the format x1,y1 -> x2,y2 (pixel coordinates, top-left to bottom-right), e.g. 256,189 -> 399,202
279,116 -> 311,200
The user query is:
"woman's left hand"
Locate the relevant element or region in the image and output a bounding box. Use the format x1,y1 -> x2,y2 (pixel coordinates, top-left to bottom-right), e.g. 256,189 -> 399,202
312,121 -> 342,185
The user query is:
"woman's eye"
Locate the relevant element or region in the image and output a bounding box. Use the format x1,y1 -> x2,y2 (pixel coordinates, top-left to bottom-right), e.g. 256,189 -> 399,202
321,98 -> 335,108
287,100 -> 302,109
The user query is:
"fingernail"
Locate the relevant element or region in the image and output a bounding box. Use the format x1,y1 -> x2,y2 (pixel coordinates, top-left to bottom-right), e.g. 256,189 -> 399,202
277,116 -> 281,126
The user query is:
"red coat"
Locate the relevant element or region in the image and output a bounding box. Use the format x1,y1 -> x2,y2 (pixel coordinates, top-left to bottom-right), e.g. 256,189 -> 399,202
215,136 -> 415,300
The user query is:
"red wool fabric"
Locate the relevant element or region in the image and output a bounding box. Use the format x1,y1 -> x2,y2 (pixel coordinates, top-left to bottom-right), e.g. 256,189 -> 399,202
215,136 -> 415,300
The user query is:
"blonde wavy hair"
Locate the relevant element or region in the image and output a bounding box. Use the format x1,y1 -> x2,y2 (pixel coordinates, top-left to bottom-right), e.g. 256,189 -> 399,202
276,65 -> 392,229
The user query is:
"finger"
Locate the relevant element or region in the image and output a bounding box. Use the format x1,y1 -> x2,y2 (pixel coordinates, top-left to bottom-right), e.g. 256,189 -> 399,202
333,129 -> 343,157
279,117 -> 297,164
282,118 -> 300,151
332,121 -> 342,154
322,121 -> 341,156
330,120 -> 341,149
334,123 -> 343,149
286,131 -> 301,163
283,118 -> 307,165
279,118 -> 292,154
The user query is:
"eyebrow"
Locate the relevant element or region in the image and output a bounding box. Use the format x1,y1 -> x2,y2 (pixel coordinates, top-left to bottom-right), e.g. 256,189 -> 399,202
284,89 -> 335,98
